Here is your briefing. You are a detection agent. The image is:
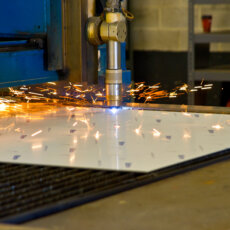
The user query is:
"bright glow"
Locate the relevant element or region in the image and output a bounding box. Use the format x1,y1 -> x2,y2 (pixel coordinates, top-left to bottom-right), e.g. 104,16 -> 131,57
73,122 -> 78,127
204,84 -> 213,87
81,133 -> 88,140
183,132 -> 191,139
149,85 -> 160,89
67,107 -> 75,111
70,154 -> 76,163
153,129 -> 161,137
111,108 -> 119,114
95,131 -> 101,140
48,82 -> 56,85
212,124 -> 223,130
32,144 -> 42,150
135,126 -> 142,135
15,128 -> 21,133
201,87 -> 212,90
73,138 -> 78,144
183,112 -> 192,117
190,89 -> 198,92
31,130 -> 43,137
179,84 -> 188,91
114,125 -> 120,129
169,92 -> 177,98
28,92 -> 44,97
0,103 -> 8,111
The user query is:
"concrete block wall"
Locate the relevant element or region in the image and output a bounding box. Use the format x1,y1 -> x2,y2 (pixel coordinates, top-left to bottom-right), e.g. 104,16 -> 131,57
130,0 -> 230,52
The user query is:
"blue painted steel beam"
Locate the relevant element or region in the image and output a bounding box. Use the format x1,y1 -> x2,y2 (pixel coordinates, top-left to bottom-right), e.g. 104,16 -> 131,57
0,50 -> 58,88
0,0 -> 48,37
0,0 -> 63,88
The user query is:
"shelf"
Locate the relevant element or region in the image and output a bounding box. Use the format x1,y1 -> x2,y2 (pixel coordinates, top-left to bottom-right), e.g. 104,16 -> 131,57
194,68 -> 230,81
194,0 -> 230,5
194,31 -> 230,43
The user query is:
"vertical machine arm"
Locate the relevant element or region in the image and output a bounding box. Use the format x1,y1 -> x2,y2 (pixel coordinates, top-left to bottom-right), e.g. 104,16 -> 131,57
87,0 -> 127,106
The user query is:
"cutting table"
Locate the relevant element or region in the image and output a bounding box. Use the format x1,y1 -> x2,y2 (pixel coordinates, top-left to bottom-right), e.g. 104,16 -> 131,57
0,103 -> 230,223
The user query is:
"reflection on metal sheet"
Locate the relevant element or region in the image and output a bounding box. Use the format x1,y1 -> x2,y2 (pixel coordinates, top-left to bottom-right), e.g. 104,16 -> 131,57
0,104 -> 230,172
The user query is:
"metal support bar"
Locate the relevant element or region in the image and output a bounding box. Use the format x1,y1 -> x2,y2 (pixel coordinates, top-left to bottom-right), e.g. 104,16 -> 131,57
188,0 -> 195,105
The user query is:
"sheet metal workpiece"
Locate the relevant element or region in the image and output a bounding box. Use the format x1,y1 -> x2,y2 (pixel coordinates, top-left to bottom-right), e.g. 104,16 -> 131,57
0,103 -> 230,173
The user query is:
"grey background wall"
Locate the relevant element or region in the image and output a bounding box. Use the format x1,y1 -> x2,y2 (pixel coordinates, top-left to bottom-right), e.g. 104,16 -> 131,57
130,0 -> 230,52
128,0 -> 230,106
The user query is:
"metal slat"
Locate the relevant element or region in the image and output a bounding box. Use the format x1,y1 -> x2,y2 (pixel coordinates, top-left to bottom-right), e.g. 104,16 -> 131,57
194,0 -> 230,4
194,33 -> 230,43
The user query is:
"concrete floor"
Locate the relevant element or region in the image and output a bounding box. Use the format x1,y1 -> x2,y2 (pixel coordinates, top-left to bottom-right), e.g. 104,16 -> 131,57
25,160 -> 230,230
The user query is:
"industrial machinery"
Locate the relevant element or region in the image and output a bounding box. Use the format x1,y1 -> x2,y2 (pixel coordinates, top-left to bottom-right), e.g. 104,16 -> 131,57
87,0 -> 127,106
0,0 -> 131,106
2,0 -> 230,226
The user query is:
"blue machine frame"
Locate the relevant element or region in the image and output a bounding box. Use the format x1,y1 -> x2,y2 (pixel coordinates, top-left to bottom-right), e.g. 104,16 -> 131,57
0,0 -> 63,88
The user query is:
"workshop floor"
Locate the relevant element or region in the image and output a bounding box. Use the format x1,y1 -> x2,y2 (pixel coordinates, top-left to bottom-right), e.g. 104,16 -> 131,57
24,159 -> 230,230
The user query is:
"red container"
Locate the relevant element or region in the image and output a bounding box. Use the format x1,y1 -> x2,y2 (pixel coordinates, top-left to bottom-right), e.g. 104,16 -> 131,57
202,15 -> 212,33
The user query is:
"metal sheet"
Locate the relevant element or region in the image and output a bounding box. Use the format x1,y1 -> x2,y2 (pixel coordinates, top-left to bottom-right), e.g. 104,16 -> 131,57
0,104 -> 230,172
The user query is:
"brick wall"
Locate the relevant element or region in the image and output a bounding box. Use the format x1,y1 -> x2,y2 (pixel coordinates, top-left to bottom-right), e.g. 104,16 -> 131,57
130,0 -> 230,52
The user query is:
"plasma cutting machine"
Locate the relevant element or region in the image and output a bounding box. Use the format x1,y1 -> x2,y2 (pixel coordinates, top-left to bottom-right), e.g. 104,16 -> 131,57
0,0 -> 130,105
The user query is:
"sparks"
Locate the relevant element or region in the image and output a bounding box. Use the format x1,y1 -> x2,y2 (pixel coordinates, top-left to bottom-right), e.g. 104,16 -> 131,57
179,84 -> 188,91
190,89 -> 198,92
47,82 -> 56,85
204,84 -> 213,87
201,87 -> 212,90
